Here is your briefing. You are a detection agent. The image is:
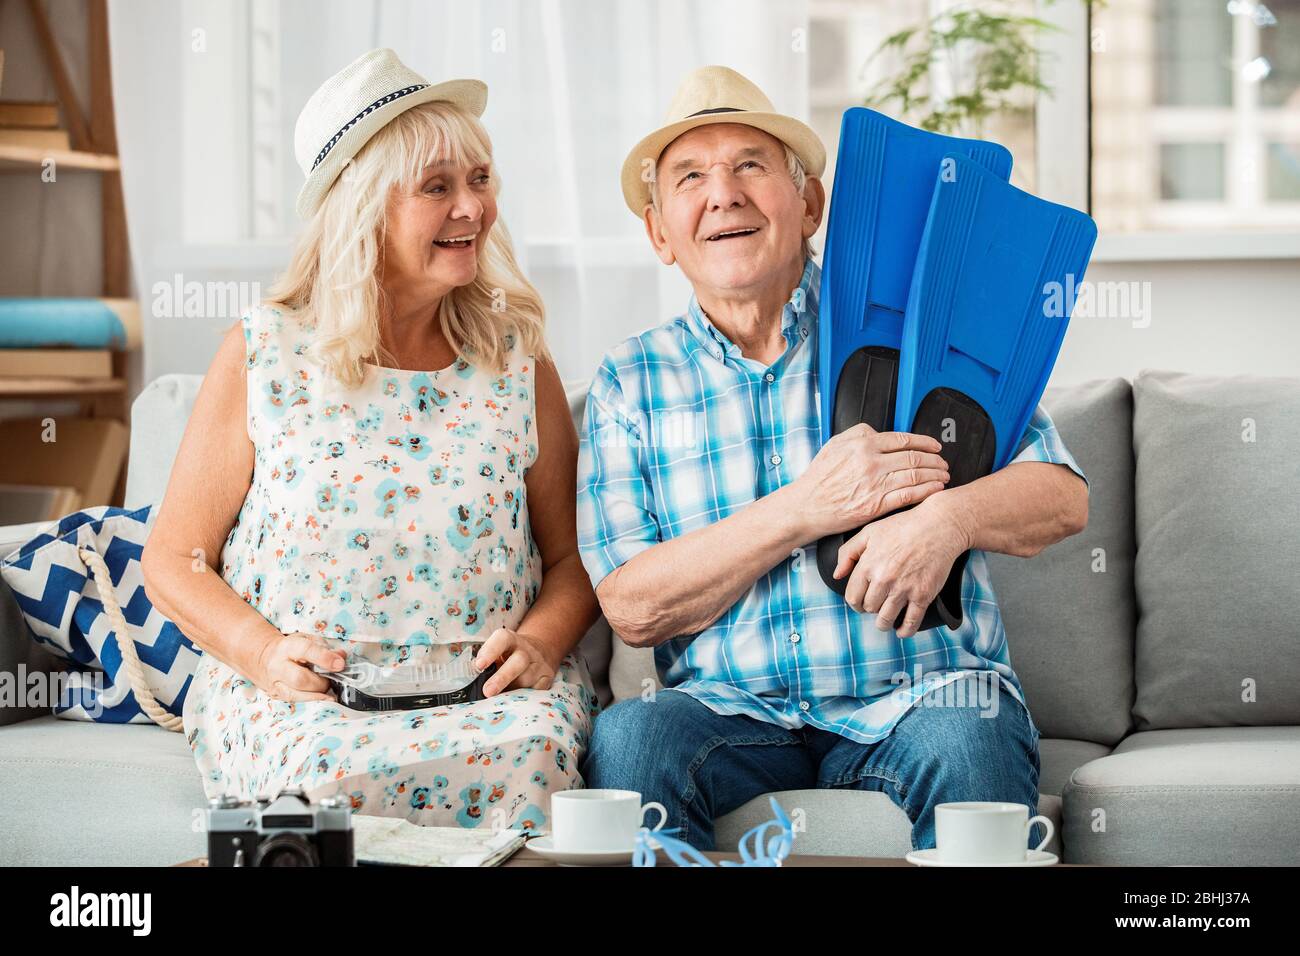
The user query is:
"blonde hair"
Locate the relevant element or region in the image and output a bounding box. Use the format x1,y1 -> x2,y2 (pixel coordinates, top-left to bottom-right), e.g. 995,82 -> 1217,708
649,136 -> 818,262
266,100 -> 548,389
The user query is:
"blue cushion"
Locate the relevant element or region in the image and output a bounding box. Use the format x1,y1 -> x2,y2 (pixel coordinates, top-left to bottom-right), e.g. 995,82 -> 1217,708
0,505 -> 199,724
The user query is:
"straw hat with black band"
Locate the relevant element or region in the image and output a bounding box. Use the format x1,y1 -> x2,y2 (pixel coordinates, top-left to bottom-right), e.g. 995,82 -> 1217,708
620,65 -> 827,217
294,48 -> 487,220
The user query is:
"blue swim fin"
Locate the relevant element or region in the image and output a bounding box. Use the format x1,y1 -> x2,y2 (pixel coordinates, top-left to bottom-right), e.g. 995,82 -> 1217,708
892,152 -> 1098,630
816,109 -> 1013,608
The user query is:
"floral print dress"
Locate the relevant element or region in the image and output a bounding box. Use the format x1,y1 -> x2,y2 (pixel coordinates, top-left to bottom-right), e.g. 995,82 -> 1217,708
181,303 -> 597,833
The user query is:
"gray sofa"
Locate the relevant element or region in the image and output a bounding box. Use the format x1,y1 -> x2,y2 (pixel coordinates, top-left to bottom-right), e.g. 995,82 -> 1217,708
2,370 -> 1297,866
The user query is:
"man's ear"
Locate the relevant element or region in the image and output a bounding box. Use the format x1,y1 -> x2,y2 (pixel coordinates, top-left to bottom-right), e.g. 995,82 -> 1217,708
643,202 -> 677,266
801,175 -> 827,240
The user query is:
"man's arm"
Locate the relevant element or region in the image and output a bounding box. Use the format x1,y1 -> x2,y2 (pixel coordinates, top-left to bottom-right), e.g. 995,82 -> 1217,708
578,365 -> 950,649
931,402 -> 1089,557
595,483 -> 807,647
939,460 -> 1086,559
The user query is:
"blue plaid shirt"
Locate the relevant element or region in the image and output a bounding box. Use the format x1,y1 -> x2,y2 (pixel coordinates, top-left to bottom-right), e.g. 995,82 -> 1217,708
577,257 -> 1087,744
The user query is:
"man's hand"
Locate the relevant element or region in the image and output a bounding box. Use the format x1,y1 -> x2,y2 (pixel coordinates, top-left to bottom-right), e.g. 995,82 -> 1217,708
832,494 -> 971,638
793,424 -> 950,540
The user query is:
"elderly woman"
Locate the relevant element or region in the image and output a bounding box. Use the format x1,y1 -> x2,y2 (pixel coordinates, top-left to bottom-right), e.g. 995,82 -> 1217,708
142,49 -> 599,832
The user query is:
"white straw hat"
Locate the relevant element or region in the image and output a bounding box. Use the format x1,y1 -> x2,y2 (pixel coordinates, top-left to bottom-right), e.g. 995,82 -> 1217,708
620,65 -> 826,217
293,48 -> 487,219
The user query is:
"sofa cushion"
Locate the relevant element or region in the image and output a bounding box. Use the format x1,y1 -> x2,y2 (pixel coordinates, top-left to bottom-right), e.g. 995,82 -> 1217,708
609,637 -> 660,702
0,716 -> 206,865
576,617 -> 613,711
124,373 -> 203,510
565,379 -> 617,707
1132,370 -> 1300,729
984,379 -> 1140,745
1061,726 -> 1300,865
0,504 -> 199,726
1038,738 -> 1111,797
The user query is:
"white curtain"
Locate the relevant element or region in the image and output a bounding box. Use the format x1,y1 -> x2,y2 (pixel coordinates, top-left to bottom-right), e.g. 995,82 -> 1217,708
107,0 -> 811,384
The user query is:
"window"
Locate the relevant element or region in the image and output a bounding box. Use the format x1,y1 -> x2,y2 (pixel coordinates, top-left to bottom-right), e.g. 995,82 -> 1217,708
809,0 -> 1042,202
1092,0 -> 1300,233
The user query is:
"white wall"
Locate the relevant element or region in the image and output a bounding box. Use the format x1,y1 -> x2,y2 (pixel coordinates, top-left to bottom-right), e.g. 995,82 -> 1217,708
1050,258 -> 1300,387
4,0 -> 1296,393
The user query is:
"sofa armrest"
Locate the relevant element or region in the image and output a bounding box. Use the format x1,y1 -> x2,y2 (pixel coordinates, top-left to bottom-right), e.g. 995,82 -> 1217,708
0,521 -> 63,728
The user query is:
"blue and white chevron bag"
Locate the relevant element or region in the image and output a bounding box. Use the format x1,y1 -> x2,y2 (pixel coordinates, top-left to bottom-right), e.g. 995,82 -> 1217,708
0,505 -> 199,729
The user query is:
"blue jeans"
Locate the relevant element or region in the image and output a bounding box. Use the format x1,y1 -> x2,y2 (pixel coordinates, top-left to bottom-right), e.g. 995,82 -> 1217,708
581,674 -> 1043,852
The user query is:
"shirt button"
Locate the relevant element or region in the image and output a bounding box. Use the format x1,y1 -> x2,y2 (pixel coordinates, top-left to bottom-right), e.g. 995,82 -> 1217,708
770,453 -> 782,466
799,701 -> 811,712
789,632 -> 801,644
764,372 -> 775,383
800,327 -> 809,338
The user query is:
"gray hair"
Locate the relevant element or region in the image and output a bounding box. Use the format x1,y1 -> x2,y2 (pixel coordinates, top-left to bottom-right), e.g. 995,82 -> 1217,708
649,139 -> 816,262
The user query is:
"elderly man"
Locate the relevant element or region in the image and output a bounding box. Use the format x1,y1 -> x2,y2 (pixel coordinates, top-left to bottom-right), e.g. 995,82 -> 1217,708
576,66 -> 1088,852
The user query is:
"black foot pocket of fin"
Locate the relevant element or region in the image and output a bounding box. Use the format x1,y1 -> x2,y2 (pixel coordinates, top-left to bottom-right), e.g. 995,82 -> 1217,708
817,531 -> 851,596
832,345 -> 900,437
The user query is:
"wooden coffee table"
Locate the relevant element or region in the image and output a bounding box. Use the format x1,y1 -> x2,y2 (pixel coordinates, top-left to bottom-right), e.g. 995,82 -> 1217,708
503,846 -> 912,866
178,850 -> 1067,867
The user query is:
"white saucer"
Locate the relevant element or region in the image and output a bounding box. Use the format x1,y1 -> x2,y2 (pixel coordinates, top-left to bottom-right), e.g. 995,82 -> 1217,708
905,848 -> 1058,867
526,836 -> 638,866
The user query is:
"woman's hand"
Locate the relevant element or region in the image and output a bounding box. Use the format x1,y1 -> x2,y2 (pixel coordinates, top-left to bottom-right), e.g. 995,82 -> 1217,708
474,627 -> 562,697
250,631 -> 345,702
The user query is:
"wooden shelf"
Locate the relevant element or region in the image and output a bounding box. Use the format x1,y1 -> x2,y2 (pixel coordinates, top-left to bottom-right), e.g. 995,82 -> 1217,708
0,376 -> 126,397
0,142 -> 120,172
7,0 -> 134,508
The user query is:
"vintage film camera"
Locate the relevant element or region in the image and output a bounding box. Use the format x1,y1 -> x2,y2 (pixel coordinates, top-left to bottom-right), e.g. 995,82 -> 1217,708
207,789 -> 354,867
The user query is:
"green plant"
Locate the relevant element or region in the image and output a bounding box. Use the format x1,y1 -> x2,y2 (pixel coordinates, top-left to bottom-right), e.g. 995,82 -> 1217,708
863,1 -> 1097,135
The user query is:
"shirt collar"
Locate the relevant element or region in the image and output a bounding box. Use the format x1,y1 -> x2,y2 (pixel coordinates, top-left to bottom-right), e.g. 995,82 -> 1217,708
685,255 -> 820,362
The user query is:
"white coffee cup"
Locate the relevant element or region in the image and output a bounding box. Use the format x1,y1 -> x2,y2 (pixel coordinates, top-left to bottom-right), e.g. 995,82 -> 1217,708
934,801 -> 1054,864
551,789 -> 668,853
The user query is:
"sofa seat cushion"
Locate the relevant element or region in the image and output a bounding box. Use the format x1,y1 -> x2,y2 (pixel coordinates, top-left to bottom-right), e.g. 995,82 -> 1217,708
1039,738 -> 1111,797
714,789 -> 1062,859
1061,726 -> 1300,865
0,716 -> 205,866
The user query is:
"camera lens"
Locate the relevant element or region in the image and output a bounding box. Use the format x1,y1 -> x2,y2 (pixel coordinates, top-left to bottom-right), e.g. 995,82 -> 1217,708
253,833 -> 320,867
